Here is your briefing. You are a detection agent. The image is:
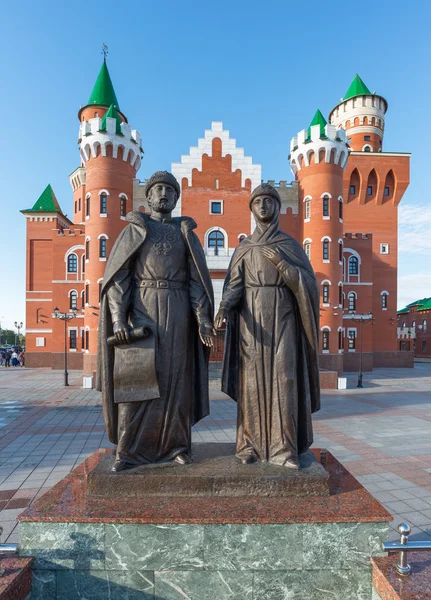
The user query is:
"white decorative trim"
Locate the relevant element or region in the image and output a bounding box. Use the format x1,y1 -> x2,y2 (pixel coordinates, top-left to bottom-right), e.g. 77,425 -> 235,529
53,280 -> 84,284
238,233 -> 248,239
303,195 -> 312,202
26,298 -> 52,302
26,328 -> 52,333
26,290 -> 52,293
321,326 -> 331,332
97,233 -> 109,240
303,238 -> 313,244
171,121 -> 262,218
320,192 -> 332,198
338,238 -> 343,244
99,213 -> 107,218
338,195 -> 344,203
65,245 -> 85,261
98,189 -> 110,196
380,290 -> 389,295
323,216 -> 331,221
344,282 -> 372,286
119,192 -> 128,200
323,259 -> 330,264
99,258 -> 107,262
321,280 -> 332,286
321,236 -> 332,242
362,144 -> 373,152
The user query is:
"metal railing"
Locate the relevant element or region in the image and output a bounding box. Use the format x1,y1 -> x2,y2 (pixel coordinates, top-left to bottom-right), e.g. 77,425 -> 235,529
383,523 -> 431,576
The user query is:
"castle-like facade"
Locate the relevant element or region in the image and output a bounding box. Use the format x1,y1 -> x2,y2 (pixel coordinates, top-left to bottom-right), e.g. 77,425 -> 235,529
22,61 -> 412,380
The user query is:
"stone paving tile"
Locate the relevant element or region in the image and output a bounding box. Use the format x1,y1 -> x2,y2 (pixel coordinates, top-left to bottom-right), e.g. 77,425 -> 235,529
0,364 -> 431,546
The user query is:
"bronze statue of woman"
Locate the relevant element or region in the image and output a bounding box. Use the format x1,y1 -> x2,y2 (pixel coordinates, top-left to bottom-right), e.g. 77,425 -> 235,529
215,184 -> 320,469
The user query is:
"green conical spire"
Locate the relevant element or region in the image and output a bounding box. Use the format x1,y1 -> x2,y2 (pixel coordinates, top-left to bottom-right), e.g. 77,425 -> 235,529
307,109 -> 327,139
87,62 -> 120,110
100,104 -> 123,135
343,74 -> 371,100
21,184 -> 62,213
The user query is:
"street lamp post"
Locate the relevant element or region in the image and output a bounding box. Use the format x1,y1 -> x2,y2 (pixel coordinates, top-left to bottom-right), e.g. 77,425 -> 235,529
53,308 -> 76,386
14,322 -> 23,347
349,312 -> 374,388
0,317 -> 4,346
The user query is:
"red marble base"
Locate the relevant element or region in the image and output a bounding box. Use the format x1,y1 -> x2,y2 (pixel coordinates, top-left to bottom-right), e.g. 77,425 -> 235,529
372,552 -> 431,600
0,554 -> 33,600
18,448 -> 391,525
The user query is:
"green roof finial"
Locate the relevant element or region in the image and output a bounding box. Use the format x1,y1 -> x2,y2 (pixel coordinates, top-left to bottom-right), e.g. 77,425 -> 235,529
344,74 -> 371,100
307,109 -> 327,139
21,184 -> 62,214
87,61 -> 120,110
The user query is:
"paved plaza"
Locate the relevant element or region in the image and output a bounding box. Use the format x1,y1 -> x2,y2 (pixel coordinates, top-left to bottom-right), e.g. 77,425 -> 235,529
0,364 -> 430,545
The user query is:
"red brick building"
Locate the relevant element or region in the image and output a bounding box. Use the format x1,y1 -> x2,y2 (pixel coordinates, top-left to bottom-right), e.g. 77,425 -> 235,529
22,66 -> 412,380
397,298 -> 431,358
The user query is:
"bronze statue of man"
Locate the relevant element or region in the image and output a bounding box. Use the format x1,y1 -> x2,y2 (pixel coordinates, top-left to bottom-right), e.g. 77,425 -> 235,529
215,184 -> 320,469
97,171 -> 215,471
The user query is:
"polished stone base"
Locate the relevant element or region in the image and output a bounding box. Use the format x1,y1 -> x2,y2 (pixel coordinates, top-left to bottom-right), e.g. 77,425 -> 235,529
18,449 -> 391,600
87,444 -> 330,498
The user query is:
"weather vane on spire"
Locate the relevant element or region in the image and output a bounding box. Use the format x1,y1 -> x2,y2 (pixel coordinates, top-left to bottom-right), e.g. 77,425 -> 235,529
102,43 -> 109,63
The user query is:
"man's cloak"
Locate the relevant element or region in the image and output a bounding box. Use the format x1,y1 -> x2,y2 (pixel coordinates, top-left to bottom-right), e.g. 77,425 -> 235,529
97,211 -> 214,445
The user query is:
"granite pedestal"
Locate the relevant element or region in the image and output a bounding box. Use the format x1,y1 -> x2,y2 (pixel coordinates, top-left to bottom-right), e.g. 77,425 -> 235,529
87,444 -> 330,498
18,448 -> 391,600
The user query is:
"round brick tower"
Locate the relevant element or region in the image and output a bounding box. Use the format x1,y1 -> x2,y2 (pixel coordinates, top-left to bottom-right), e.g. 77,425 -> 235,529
289,110 -> 349,372
328,74 -> 387,152
78,59 -> 142,377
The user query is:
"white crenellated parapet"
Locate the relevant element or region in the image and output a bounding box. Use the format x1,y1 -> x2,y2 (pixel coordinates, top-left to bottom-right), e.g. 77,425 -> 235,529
171,121 -> 262,219
328,94 -> 387,136
78,116 -> 142,172
289,124 -> 349,175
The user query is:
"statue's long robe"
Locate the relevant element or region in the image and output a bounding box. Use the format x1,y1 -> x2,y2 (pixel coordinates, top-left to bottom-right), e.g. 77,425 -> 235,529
220,216 -> 320,464
97,212 -> 214,466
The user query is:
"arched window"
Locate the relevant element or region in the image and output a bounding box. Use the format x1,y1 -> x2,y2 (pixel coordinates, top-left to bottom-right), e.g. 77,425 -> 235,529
348,292 -> 356,312
100,194 -> 107,214
81,290 -> 85,309
99,237 -> 107,258
338,327 -> 344,351
69,291 -> 78,310
338,284 -> 343,307
208,230 -> 225,255
338,241 -> 343,262
82,255 -> 85,273
349,256 -> 359,275
67,254 -> 78,273
322,285 -> 329,304
304,242 -> 311,259
120,196 -> 127,217
322,196 -> 330,217
322,330 -> 330,351
86,196 -> 90,217
238,235 -> 246,243
381,293 -> 388,309
363,145 -> 372,152
424,320 -> 428,333
305,200 -> 311,220
339,198 -> 343,220
322,240 -> 330,260
85,239 -> 90,260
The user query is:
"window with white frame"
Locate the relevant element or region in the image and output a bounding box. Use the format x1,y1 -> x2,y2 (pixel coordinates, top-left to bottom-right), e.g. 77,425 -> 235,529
348,329 -> 356,350
380,243 -> 389,255
120,196 -> 127,217
338,329 -> 344,351
99,237 -> 107,258
348,292 -> 356,312
348,256 -> 359,275
424,319 -> 428,332
322,196 -> 330,217
322,240 -> 330,260
69,330 -> 77,350
70,291 -> 78,310
85,239 -> 90,260
100,194 -> 107,214
305,200 -> 310,220
67,254 -> 78,273
322,285 -> 329,304
339,198 -> 343,220
210,201 -> 223,215
208,230 -> 225,254
322,330 -> 330,351
304,242 -> 311,259
36,337 -> 45,347
381,293 -> 388,309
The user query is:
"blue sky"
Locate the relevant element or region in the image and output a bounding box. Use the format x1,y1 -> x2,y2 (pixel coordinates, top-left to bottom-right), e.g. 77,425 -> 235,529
0,0 -> 430,331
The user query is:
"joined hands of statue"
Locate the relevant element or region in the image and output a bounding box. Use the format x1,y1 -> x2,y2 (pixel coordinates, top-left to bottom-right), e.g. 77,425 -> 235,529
262,246 -> 283,266
199,322 -> 216,347
113,321 -> 130,345
214,308 -> 228,330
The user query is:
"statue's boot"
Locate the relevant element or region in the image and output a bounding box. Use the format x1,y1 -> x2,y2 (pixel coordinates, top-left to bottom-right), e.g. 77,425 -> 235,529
283,458 -> 300,470
111,457 -> 133,472
174,453 -> 192,465
240,453 -> 257,465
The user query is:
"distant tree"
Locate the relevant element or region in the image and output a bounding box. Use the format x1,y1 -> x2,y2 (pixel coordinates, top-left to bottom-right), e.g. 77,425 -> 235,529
0,329 -> 18,345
